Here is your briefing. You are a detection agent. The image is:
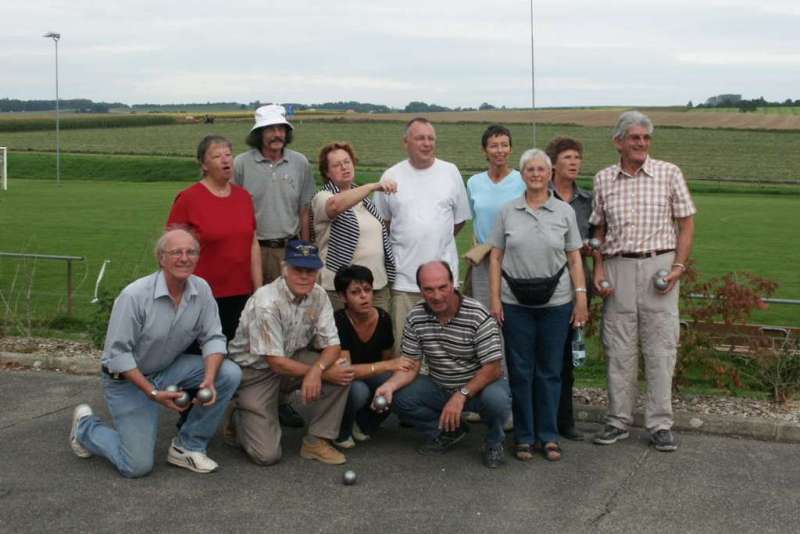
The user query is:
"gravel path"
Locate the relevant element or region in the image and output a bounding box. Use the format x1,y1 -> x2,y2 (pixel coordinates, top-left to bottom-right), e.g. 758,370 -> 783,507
2,335 -> 798,424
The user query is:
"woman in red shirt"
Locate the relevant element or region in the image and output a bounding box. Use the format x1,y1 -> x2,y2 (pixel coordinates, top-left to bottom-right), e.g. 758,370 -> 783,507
167,135 -> 262,340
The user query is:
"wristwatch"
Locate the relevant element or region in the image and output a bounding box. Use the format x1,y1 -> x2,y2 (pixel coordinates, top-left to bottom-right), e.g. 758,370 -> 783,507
150,389 -> 158,399
458,387 -> 471,399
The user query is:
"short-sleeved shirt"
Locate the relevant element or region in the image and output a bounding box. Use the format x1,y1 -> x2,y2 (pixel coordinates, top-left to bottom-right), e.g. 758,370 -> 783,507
312,190 -> 388,291
373,159 -> 471,292
101,271 -> 227,375
334,307 -> 394,365
589,156 -> 697,256
466,170 -> 526,244
227,277 -> 340,370
401,295 -> 503,389
488,192 -> 582,307
167,182 -> 256,297
550,181 -> 594,240
233,148 -> 315,240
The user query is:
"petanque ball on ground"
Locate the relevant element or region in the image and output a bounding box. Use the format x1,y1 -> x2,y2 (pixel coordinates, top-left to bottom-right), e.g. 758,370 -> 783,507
165,384 -> 179,393
174,391 -> 191,407
343,470 -> 357,485
196,388 -> 213,403
373,395 -> 388,411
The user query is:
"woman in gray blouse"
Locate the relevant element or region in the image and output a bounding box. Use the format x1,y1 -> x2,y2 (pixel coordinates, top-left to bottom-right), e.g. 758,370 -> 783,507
488,149 -> 589,462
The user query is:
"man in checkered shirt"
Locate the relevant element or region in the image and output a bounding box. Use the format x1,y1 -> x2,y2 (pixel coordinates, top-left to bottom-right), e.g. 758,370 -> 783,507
589,111 -> 696,452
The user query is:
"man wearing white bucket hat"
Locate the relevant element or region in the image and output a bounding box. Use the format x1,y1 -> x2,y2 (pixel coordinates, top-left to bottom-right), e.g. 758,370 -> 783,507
234,104 -> 315,285
234,103 -> 315,429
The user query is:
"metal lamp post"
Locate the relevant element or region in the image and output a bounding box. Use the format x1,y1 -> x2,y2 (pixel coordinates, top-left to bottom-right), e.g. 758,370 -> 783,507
43,31 -> 61,186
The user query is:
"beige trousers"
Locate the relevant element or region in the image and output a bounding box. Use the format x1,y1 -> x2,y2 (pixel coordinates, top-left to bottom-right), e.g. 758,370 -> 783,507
260,246 -> 285,285
233,350 -> 349,465
602,252 -> 679,432
390,290 -> 423,355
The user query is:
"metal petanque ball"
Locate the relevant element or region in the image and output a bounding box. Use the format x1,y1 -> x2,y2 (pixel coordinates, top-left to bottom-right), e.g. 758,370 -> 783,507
196,388 -> 213,403
600,280 -> 612,290
343,470 -> 357,485
653,269 -> 670,290
373,395 -> 388,411
165,384 -> 179,393
174,391 -> 191,407
588,238 -> 602,250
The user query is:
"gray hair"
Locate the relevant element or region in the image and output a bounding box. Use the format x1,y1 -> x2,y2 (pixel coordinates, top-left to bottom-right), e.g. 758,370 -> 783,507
404,117 -> 434,139
612,111 -> 654,140
196,135 -> 233,177
518,148 -> 552,173
154,227 -> 200,264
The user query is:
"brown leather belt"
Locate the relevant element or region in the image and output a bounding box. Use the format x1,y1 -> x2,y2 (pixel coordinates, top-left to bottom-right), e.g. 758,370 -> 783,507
611,249 -> 675,259
258,236 -> 296,248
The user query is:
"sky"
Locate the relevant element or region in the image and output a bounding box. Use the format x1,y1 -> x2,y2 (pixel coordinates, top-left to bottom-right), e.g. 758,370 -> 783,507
2,0 -> 799,108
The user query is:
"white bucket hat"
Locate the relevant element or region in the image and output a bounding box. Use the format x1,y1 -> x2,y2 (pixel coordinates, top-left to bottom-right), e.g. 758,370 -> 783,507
250,104 -> 294,132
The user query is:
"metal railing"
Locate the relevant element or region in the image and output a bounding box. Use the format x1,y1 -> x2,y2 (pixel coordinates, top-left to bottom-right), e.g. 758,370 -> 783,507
0,252 -> 84,315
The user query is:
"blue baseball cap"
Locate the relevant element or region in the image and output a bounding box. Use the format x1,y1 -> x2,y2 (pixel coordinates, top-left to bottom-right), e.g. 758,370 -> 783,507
284,239 -> 323,270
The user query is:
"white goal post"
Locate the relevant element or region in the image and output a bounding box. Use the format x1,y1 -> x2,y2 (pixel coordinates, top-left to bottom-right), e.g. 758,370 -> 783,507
0,146 -> 8,191
0,147 -> 6,191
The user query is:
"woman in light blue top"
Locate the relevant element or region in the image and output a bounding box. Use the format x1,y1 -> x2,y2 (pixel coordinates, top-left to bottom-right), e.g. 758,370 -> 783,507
466,125 -> 525,307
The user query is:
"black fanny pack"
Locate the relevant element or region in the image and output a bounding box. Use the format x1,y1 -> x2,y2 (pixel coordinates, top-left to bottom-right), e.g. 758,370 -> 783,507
502,263 -> 567,306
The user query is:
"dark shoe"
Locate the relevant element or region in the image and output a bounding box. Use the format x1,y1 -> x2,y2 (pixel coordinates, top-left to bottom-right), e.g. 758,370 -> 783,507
593,425 -> 630,445
651,429 -> 678,452
560,425 -> 584,441
278,403 -> 305,428
482,443 -> 505,468
417,427 -> 468,456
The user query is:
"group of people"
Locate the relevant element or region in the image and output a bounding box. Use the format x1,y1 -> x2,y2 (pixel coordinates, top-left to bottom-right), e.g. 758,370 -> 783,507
68,106 -> 696,477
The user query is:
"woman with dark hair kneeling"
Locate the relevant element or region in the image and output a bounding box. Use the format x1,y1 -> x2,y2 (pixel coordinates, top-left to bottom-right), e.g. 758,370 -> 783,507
332,265 -> 414,448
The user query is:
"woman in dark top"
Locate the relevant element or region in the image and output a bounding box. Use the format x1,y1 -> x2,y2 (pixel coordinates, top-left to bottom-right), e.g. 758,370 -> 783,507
332,265 -> 414,448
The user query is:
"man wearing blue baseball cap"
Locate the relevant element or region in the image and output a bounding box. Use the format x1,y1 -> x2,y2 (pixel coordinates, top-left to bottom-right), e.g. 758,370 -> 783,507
226,240 -> 354,465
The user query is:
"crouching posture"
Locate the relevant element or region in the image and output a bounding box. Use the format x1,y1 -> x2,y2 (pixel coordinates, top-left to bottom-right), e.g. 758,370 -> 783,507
226,240 -> 351,465
375,261 -> 512,468
69,229 -> 242,477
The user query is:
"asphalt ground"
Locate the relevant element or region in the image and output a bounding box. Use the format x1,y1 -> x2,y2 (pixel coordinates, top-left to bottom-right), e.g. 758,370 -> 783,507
1,369 -> 799,533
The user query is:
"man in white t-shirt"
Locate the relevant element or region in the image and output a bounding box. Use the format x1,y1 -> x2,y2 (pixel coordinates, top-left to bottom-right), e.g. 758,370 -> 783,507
373,118 -> 471,348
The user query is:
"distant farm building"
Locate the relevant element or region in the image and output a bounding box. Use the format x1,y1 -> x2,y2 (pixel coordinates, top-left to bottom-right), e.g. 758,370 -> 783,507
705,94 -> 742,106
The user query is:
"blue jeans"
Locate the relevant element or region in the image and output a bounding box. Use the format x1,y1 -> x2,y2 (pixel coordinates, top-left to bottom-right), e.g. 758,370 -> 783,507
337,372 -> 392,440
503,302 -> 572,445
77,354 -> 241,478
393,374 -> 511,447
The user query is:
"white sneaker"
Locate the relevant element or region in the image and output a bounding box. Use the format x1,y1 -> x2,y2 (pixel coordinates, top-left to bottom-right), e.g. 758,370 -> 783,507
69,404 -> 93,458
352,422 -> 371,442
334,436 -> 356,449
463,411 -> 482,423
167,439 -> 218,473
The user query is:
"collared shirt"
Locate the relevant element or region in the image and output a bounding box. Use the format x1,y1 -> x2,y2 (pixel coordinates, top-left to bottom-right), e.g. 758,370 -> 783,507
233,147 -> 315,240
550,181 -> 594,240
373,158 -> 472,292
589,156 -> 697,256
101,271 -> 227,375
227,277 -> 340,370
488,192 -> 582,307
401,294 -> 503,390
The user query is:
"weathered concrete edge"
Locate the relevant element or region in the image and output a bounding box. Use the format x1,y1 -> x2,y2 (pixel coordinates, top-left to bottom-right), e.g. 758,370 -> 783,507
3,350 -> 799,444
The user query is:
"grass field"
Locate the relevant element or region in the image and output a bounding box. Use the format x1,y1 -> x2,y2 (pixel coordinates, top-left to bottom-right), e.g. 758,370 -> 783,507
1,180 -> 797,333
4,120 -> 800,181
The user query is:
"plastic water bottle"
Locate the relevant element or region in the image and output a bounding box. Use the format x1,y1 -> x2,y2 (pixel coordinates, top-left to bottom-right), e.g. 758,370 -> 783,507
571,327 -> 587,368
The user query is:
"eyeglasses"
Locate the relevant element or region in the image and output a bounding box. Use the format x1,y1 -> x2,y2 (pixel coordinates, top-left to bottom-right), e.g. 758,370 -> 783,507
329,159 -> 353,170
164,248 -> 199,258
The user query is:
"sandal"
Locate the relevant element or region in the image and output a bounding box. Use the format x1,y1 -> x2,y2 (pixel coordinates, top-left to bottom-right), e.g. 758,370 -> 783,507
515,443 -> 534,461
543,442 -> 562,462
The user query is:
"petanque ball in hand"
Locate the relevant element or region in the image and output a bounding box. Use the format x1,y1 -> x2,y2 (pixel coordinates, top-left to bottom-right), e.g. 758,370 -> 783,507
654,270 -> 670,290
196,388 -> 213,403
600,280 -> 611,290
174,391 -> 191,407
165,384 -> 179,393
373,395 -> 388,411
588,238 -> 602,250
343,470 -> 357,485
